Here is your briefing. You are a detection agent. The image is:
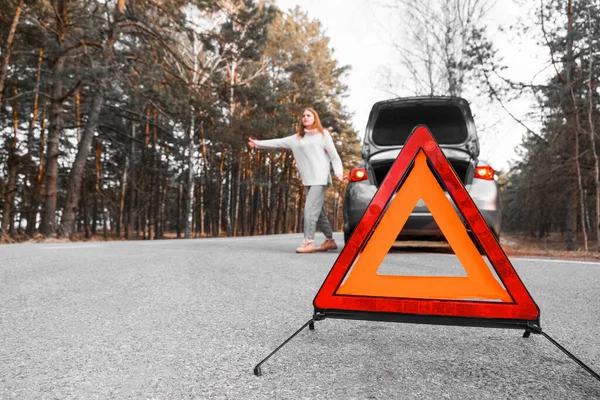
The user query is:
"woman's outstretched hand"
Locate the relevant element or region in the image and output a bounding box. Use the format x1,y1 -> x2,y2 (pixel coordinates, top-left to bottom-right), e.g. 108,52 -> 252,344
248,138 -> 256,148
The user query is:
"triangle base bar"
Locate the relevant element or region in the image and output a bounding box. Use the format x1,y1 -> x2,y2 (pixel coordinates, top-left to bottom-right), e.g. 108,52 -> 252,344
253,314 -> 600,383
313,309 -> 540,331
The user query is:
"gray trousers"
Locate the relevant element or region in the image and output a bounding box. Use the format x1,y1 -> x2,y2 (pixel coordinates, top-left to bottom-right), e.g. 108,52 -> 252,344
304,185 -> 333,241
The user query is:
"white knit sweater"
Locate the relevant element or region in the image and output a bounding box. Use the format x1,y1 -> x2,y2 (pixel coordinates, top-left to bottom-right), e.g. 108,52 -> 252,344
253,129 -> 343,186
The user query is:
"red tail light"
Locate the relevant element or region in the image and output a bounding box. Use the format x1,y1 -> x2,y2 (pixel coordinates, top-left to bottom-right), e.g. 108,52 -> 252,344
349,167 -> 368,182
475,166 -> 495,180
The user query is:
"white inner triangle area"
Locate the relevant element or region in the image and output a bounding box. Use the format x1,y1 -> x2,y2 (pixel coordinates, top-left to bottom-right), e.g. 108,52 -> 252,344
337,151 -> 511,302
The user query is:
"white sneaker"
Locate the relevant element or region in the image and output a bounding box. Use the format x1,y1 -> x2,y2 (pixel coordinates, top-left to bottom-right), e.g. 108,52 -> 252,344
296,240 -> 316,254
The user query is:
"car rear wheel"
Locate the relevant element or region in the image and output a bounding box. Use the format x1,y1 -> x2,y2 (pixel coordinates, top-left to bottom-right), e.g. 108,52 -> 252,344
344,227 -> 353,244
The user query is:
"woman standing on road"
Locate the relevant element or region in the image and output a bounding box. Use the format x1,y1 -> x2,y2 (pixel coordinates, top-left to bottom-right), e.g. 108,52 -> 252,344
248,108 -> 344,254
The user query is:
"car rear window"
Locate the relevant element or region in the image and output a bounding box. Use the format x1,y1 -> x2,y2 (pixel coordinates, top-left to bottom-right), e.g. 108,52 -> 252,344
372,105 -> 469,145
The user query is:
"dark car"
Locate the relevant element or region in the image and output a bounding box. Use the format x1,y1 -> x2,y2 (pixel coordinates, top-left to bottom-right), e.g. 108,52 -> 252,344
343,96 -> 501,244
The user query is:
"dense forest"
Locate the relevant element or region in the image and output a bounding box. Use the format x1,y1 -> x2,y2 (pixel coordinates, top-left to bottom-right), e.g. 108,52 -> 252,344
2,0 -> 600,252
499,0 -> 600,251
0,0 -> 361,242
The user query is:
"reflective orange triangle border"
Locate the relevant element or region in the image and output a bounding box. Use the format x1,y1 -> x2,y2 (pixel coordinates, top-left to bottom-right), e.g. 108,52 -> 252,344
313,125 -> 540,323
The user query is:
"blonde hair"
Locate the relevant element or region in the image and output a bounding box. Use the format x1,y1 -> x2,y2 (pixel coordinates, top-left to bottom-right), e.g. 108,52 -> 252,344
296,108 -> 325,138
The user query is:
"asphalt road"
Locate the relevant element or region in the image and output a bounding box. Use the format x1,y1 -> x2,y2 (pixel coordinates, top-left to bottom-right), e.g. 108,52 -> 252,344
1,233 -> 599,399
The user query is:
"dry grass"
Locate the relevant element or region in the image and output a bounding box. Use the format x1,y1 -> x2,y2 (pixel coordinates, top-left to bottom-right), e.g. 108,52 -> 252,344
19,232 -> 197,244
500,232 -> 600,262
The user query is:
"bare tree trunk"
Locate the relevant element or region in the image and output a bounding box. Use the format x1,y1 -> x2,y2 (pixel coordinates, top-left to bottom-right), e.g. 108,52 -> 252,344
75,90 -> 82,142
2,89 -> 19,237
266,160 -> 272,234
27,111 -> 46,236
27,48 -> 44,154
240,154 -> 248,236
199,183 -> 204,236
60,3 -> 124,238
218,149 -> 225,236
275,155 -> 285,233
234,153 -> 244,236
199,123 -> 208,237
156,142 -> 168,239
102,196 -> 108,239
153,124 -> 162,239
184,116 -> 195,238
126,123 -> 136,239
569,81 -> 587,250
0,0 -> 24,105
158,177 -> 168,239
59,90 -> 104,238
138,214 -> 144,240
117,157 -> 128,238
82,182 -> 90,238
226,168 -> 233,236
224,52 -> 237,236
192,184 -> 197,237
183,32 -> 203,238
147,112 -> 157,240
565,196 -> 577,251
91,195 -> 98,236
586,9 -> 600,250
39,0 -> 70,237
177,180 -> 182,238
2,153 -> 18,237
139,111 -> 149,240
24,48 -> 44,235
94,140 -> 104,238
39,58 -> 65,237
565,0 -> 586,250
250,152 -> 260,235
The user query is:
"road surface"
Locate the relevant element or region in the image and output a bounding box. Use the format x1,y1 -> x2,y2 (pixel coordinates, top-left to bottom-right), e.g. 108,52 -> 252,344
1,233 -> 599,399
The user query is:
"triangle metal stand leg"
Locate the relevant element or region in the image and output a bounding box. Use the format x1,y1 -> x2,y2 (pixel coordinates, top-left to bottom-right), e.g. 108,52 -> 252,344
253,318 -> 316,377
525,325 -> 600,382
254,318 -> 599,382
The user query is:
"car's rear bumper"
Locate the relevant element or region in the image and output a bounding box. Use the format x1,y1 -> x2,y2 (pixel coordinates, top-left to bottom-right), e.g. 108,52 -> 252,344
343,181 -> 501,240
396,210 -> 501,238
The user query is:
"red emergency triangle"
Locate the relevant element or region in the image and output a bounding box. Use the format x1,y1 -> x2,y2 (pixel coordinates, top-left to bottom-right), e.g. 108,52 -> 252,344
313,125 -> 539,323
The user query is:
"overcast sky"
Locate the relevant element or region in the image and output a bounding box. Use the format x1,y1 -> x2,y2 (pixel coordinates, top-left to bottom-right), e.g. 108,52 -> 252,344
274,0 -> 550,171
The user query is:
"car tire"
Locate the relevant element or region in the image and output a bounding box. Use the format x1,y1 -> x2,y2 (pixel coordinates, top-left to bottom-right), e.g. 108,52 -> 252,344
344,228 -> 353,244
